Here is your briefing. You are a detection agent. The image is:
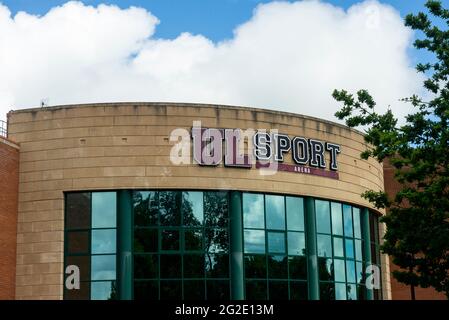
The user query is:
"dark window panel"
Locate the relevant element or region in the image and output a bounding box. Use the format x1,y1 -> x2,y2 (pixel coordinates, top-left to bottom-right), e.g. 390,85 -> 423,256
318,258 -> 332,281
268,281 -> 288,300
205,254 -> 229,278
288,256 -> 307,280
66,193 -> 91,230
290,281 -> 308,300
244,255 -> 266,279
67,231 -> 89,254
160,255 -> 181,278
159,191 -> 181,226
134,280 -> 158,300
268,255 -> 288,279
205,228 -> 228,253
204,191 -> 228,228
134,228 -> 158,253
134,254 -> 158,279
161,230 -> 179,251
184,280 -> 205,300
183,254 -> 205,278
207,280 -> 230,300
265,195 -> 285,230
245,281 -> 267,300
319,282 -> 335,300
357,285 -> 366,300
182,192 -> 204,227
160,280 -> 182,300
64,281 -> 90,300
91,280 -> 117,300
133,191 -> 158,227
184,229 -> 203,251
65,255 -> 91,282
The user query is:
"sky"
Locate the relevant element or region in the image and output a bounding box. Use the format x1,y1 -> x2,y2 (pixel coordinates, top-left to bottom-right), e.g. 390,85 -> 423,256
0,0 -> 445,123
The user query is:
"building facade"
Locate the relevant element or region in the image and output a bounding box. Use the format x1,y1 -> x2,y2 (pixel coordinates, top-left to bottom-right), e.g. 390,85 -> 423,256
1,103 -> 392,300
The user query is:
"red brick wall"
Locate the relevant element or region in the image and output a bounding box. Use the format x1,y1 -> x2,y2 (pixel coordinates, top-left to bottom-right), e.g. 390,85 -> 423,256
0,137 -> 19,300
384,159 -> 446,300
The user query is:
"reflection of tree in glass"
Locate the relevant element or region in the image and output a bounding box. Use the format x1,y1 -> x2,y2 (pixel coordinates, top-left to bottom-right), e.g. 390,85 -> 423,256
108,281 -> 117,300
182,192 -> 202,227
133,192 -> 158,226
318,258 -> 333,281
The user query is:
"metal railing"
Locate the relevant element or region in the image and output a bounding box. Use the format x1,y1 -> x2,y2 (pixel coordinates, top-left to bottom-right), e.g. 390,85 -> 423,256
0,120 -> 7,138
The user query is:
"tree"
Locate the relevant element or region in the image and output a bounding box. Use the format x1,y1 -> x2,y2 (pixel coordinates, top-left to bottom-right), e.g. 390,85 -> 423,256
332,0 -> 449,299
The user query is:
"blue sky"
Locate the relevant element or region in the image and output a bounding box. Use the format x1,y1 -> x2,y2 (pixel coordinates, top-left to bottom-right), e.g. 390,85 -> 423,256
0,1 -> 434,41
0,0 -> 444,121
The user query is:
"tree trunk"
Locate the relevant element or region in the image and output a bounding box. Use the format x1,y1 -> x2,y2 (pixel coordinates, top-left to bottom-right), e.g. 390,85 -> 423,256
411,284 -> 416,300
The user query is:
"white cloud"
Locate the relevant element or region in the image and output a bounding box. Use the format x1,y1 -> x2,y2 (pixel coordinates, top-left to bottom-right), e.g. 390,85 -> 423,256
0,0 -> 423,124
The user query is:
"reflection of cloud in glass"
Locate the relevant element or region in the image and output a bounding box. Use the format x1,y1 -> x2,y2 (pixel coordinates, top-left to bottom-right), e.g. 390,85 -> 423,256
333,259 -> 346,282
286,197 -> 304,231
335,283 -> 346,300
243,194 -> 264,229
268,232 -> 285,254
266,195 -> 285,230
91,281 -> 113,300
315,200 -> 331,234
92,192 -> 116,228
91,229 -> 116,254
288,232 -> 305,256
91,255 -> 116,281
244,230 -> 265,254
317,234 -> 332,257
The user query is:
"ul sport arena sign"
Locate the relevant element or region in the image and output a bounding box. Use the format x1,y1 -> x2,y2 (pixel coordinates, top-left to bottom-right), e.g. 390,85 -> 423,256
190,125 -> 341,180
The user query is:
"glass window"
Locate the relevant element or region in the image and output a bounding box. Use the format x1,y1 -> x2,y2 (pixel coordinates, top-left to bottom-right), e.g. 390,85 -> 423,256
286,197 -> 304,231
355,239 -> 363,261
353,208 -> 361,238
343,205 -> 353,237
204,191 -> 228,227
184,229 -> 203,251
66,193 -> 91,230
91,255 -> 116,281
184,280 -> 205,300
91,281 -> 117,300
267,232 -> 285,254
134,254 -> 158,279
91,229 -> 116,254
207,280 -> 230,300
318,258 -> 333,281
269,281 -> 288,300
290,281 -> 307,300
333,237 -> 344,257
266,195 -> 285,230
160,255 -> 182,278
134,191 -> 158,227
287,232 -> 305,256
159,191 -> 181,226
356,262 -> 364,284
346,260 -> 356,283
205,228 -> 228,253
315,200 -> 331,234
67,231 -> 89,254
160,280 -> 182,300
345,239 -> 355,259
335,282 -> 346,300
183,254 -> 204,278
347,283 -> 357,300
161,230 -> 180,251
289,256 -> 307,280
245,255 -> 266,279
317,234 -> 332,257
243,193 -> 264,229
268,255 -> 288,279
246,281 -> 267,300
92,192 -> 116,229
182,192 -> 203,226
244,230 -> 265,254
134,281 -> 158,300
333,259 -> 346,282
331,202 -> 343,236
205,254 -> 229,278
134,229 -> 158,253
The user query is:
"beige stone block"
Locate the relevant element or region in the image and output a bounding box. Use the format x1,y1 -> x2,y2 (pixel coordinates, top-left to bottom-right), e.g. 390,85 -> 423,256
15,285 -> 33,298
32,242 -> 63,254
32,284 -> 62,297
103,166 -> 146,177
